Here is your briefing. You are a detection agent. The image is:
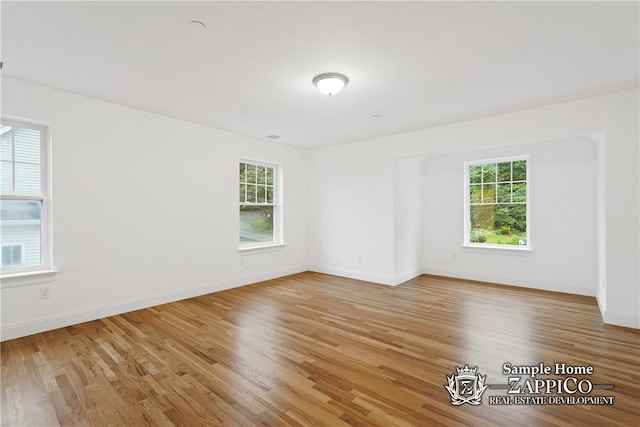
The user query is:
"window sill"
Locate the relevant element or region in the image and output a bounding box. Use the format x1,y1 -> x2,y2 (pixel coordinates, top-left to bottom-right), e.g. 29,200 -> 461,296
238,242 -> 287,254
1,268 -> 58,288
463,243 -> 533,255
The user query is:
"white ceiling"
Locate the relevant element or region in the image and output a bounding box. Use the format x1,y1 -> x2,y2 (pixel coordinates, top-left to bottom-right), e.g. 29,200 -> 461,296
2,1 -> 638,149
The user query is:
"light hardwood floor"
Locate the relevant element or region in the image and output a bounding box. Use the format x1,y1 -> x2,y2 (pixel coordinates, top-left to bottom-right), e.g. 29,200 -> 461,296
1,272 -> 639,426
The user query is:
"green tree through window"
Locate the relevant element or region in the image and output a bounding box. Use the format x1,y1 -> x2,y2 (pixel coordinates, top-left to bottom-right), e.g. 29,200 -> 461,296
466,157 -> 528,247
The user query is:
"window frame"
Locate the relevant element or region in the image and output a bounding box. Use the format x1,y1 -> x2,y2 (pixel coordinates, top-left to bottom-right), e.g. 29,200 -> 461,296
463,155 -> 531,251
238,159 -> 283,251
0,118 -> 53,277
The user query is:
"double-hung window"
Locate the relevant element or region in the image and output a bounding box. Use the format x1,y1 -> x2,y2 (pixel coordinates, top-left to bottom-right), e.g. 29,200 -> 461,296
0,119 -> 51,275
464,156 -> 529,249
239,160 -> 280,249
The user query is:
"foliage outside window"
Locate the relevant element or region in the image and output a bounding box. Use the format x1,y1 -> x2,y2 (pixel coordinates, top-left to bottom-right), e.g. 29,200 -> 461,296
239,160 -> 279,248
465,156 -> 529,248
1,119 -> 51,274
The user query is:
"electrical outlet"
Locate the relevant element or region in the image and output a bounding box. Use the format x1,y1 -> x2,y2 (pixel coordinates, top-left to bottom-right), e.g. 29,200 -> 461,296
39,287 -> 50,299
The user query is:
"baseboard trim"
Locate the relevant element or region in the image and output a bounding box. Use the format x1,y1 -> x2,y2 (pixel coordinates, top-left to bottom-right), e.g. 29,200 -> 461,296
1,265 -> 309,341
308,266 -> 396,286
6,266 -> 633,341
603,310 -> 640,329
596,288 -> 606,318
393,268 -> 424,285
422,268 -> 597,297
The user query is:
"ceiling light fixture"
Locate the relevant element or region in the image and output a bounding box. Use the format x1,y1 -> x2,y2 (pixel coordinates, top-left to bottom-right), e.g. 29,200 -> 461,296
312,73 -> 349,96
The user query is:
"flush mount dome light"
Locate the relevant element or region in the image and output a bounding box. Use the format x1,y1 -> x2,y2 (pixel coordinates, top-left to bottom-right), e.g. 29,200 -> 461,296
312,73 -> 348,96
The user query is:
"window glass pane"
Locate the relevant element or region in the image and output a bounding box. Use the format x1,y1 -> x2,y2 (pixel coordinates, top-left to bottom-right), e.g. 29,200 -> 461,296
266,167 -> 274,185
497,162 -> 511,182
257,166 -> 266,185
2,246 -> 13,266
239,184 -> 246,203
267,186 -> 274,203
256,186 -> 266,203
0,200 -> 42,269
469,165 -> 482,184
239,163 -> 246,183
470,204 -> 527,246
513,160 -> 526,181
247,164 -> 257,184
239,205 -> 273,243
470,184 -> 481,203
497,183 -> 511,203
0,128 -> 12,161
470,205 -> 495,232
499,205 -> 527,233
15,162 -> 41,195
14,128 -> 41,164
482,163 -> 496,183
12,246 -> 22,265
513,182 -> 526,202
1,245 -> 22,267
482,184 -> 495,204
1,161 -> 13,194
246,184 -> 256,203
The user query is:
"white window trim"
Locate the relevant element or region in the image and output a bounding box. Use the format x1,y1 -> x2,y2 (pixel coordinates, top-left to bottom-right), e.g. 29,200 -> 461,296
238,159 -> 284,250
1,118 -> 54,279
463,155 -> 531,251
0,268 -> 57,288
238,242 -> 287,253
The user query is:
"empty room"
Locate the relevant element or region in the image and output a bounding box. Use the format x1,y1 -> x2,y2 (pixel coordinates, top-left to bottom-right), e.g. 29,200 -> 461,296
1,1 -> 639,426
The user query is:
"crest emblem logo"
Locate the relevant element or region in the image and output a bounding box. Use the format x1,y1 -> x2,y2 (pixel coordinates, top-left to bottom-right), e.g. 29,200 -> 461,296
445,365 -> 488,405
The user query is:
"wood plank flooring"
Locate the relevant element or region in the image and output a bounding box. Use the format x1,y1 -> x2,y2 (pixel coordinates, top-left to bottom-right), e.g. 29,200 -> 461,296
1,272 -> 639,426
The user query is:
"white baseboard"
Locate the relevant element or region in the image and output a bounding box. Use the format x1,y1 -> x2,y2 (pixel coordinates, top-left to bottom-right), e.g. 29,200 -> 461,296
308,265 -> 397,286
6,265 -> 634,341
422,267 -> 640,329
1,265 -> 309,341
422,267 -> 597,297
308,266 -> 421,286
603,310 -> 640,329
596,288 -> 606,318
596,288 -> 639,329
393,268 -> 424,285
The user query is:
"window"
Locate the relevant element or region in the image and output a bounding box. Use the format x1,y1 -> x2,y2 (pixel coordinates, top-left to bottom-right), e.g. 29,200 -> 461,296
239,160 -> 280,248
1,119 -> 51,275
464,156 -> 529,248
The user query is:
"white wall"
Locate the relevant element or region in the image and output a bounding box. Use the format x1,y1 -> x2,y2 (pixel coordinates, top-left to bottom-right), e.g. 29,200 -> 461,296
2,79 -> 637,338
1,77 -> 309,340
394,157 -> 424,283
309,89 -> 639,328
423,136 -> 598,296
308,144 -> 396,284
